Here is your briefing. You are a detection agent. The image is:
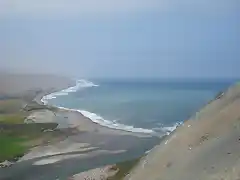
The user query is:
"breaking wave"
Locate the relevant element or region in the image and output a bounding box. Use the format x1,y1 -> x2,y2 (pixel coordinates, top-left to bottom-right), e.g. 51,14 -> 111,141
79,110 -> 155,134
41,79 -> 98,104
41,79 -> 180,135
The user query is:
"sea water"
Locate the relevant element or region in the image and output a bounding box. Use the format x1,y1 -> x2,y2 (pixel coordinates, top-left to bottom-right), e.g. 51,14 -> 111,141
42,79 -> 234,136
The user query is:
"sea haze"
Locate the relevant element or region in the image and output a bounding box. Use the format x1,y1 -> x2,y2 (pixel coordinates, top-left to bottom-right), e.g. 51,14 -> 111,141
43,79 -> 234,136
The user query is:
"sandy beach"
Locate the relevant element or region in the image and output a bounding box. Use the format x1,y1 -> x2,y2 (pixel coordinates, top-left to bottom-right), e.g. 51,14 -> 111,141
125,84 -> 240,180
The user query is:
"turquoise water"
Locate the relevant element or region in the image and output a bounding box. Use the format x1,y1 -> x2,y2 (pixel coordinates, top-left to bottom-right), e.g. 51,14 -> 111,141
44,79 -> 234,135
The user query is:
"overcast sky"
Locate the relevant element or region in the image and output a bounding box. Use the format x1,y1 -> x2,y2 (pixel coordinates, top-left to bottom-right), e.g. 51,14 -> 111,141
0,0 -> 239,78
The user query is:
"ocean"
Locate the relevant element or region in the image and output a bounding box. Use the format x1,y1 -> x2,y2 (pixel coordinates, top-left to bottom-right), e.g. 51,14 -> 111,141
42,79 -> 234,136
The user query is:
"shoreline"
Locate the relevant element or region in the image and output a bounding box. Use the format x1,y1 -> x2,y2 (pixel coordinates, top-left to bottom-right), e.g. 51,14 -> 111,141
36,82 -> 163,137
0,83 -> 160,179
35,91 -> 156,138
1,77 -> 236,179
29,82 -> 230,180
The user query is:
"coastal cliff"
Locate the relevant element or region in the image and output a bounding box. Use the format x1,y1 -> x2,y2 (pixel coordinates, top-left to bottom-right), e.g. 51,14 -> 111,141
125,83 -> 240,180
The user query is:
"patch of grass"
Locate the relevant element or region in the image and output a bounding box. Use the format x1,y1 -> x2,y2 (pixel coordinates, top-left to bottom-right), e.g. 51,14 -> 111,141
0,95 -> 62,162
0,114 -> 26,124
0,123 -> 59,162
0,135 -> 28,162
1,123 -> 58,136
108,157 -> 141,180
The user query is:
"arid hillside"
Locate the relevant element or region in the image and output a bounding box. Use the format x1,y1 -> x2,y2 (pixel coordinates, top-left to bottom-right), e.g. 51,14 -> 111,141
0,72 -> 75,96
125,83 -> 240,180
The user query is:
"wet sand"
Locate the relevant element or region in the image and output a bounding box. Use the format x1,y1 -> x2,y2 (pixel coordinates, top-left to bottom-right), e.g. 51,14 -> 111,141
125,84 -> 240,180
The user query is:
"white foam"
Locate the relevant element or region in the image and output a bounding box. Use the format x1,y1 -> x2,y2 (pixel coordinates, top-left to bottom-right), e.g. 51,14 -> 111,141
161,122 -> 182,135
145,150 -> 151,154
56,106 -> 155,134
40,79 -> 180,136
57,106 -> 181,135
41,79 -> 99,104
79,110 -> 154,134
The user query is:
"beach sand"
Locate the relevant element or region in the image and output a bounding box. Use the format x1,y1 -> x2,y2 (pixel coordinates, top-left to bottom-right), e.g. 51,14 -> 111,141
125,84 -> 240,180
18,104 -> 156,161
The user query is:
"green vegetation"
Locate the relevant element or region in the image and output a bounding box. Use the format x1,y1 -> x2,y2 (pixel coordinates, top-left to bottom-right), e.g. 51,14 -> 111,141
1,123 -> 58,136
109,157 -> 141,180
0,96 -> 60,163
0,135 -> 28,162
0,114 -> 26,124
0,123 -> 59,162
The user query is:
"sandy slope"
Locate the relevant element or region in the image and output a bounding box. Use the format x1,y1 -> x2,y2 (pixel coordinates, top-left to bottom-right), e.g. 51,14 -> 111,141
125,84 -> 240,180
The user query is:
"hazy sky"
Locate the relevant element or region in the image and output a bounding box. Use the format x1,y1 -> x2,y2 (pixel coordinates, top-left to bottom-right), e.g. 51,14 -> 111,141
0,0 -> 239,78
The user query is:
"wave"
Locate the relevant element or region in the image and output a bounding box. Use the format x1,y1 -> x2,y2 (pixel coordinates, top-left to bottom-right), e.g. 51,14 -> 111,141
55,106 -> 154,134
161,122 -> 182,135
40,79 -> 180,136
79,110 -> 155,134
58,107 -> 179,135
41,79 -> 98,104
152,122 -> 182,135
